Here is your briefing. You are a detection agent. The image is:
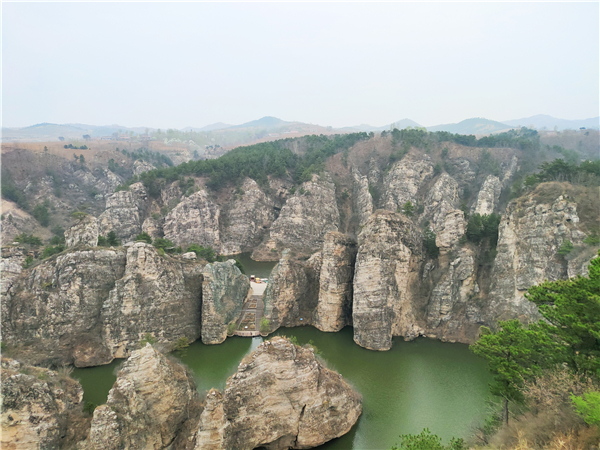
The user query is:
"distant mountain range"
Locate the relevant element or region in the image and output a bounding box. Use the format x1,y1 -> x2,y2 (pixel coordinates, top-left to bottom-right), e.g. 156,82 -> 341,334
501,114 -> 599,131
425,118 -> 513,135
3,114 -> 598,143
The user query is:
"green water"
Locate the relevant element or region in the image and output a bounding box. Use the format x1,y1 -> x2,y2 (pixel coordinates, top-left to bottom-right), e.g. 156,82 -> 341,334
72,327 -> 492,448
230,252 -> 277,279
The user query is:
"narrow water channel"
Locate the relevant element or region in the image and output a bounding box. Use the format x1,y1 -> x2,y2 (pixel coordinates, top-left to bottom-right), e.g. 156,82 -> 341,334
72,327 -> 492,449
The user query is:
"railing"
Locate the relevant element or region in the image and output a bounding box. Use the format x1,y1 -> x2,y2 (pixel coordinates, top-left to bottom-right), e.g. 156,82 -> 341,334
234,330 -> 261,337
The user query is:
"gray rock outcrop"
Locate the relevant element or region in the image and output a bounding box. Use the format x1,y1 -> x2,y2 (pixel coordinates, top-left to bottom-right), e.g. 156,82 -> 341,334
420,172 -> 459,231
314,232 -> 357,332
1,358 -> 87,450
102,243 -> 204,358
193,337 -> 362,450
98,183 -> 148,243
163,189 -> 221,250
471,175 -> 502,216
221,178 -> 275,255
352,210 -> 424,350
262,250 -> 320,333
383,154 -> 433,212
425,247 -> 481,341
65,215 -> 99,248
265,174 -> 339,256
435,210 -> 466,250
85,345 -> 200,450
486,186 -> 586,323
201,260 -> 250,344
352,168 -> 374,226
1,244 -> 203,367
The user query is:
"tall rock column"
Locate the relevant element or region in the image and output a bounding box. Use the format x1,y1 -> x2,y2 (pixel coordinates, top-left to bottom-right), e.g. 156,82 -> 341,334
352,210 -> 423,351
315,232 -> 357,332
201,260 -> 250,344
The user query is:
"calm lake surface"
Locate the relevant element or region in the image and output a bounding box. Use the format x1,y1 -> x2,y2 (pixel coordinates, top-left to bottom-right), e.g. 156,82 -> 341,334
72,327 -> 492,449
231,252 -> 278,279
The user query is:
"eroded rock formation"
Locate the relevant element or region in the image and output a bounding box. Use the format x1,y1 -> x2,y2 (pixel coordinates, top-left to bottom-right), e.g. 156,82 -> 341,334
383,155 -> 433,212
265,174 -> 339,256
193,337 -> 362,450
1,358 -> 87,450
84,345 -> 200,450
220,178 -> 275,255
314,232 -> 357,332
262,250 -> 320,333
486,187 -> 587,323
1,244 -> 203,367
65,215 -> 99,248
163,189 -> 221,250
98,183 -> 148,243
201,260 -> 250,344
352,210 -> 424,350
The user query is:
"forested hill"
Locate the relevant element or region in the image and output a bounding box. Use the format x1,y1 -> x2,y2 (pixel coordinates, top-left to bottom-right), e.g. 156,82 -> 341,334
120,127 -> 549,197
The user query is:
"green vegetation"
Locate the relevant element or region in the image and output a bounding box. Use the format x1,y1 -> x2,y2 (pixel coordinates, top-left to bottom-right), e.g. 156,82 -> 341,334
64,144 -> 88,150
525,159 -> 600,187
234,259 -> 245,274
471,251 -> 600,432
401,201 -> 414,217
71,211 -> 87,220
14,233 -> 43,246
227,322 -> 237,335
1,168 -> 28,208
173,336 -> 190,357
423,229 -> 439,258
41,245 -> 65,259
138,333 -> 156,347
22,255 -> 34,269
571,391 -> 600,426
391,428 -> 465,450
118,147 -> 173,167
83,402 -> 97,415
465,213 -> 501,247
135,232 -> 153,244
259,317 -> 270,334
98,231 -> 121,247
118,133 -> 369,195
32,204 -> 50,227
557,239 -> 574,258
186,244 -> 216,262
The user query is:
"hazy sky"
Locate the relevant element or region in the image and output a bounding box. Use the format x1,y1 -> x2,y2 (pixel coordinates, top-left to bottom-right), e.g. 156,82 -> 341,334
2,2 -> 599,129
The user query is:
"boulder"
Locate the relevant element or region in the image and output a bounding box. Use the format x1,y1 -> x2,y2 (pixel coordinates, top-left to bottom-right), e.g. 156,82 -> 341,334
193,337 -> 362,450
85,345 -> 201,450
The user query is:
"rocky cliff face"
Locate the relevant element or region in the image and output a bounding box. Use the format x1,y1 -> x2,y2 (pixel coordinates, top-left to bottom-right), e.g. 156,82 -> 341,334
201,260 -> 250,344
220,178 -> 275,255
102,243 -> 204,358
65,215 -> 99,248
485,186 -> 588,323
98,183 -> 148,243
1,358 -> 87,450
420,172 -> 459,231
352,168 -> 373,226
471,175 -> 502,216
2,244 -> 203,367
262,250 -> 321,333
352,210 -> 424,350
314,232 -> 357,332
2,248 -> 127,367
163,189 -> 221,250
193,337 -> 362,450
425,247 -> 481,341
383,155 -> 433,212
1,246 -> 27,298
263,174 -> 339,257
84,345 -> 200,450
